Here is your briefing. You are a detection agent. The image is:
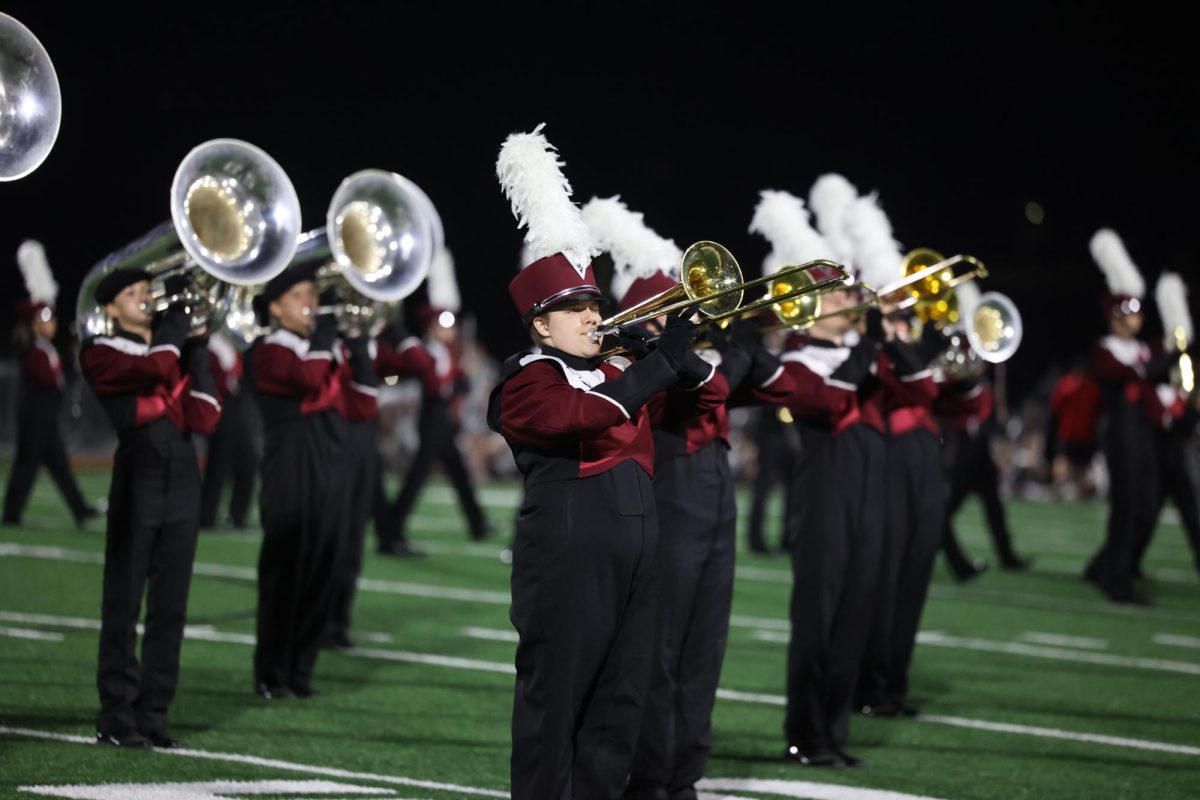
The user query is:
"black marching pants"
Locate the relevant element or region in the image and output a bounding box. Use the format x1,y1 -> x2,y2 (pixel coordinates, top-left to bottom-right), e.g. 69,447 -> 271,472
386,399 -> 487,544
329,419 -> 379,639
1133,432 -> 1200,573
199,390 -> 260,528
3,395 -> 90,524
254,410 -> 348,690
510,462 -> 658,800
627,441 -> 736,800
941,426 -> 1019,572
785,425 -> 885,749
96,419 -> 200,736
1087,418 -> 1159,599
858,429 -> 947,707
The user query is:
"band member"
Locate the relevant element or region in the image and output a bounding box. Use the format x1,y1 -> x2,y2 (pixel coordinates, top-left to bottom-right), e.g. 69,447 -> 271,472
1133,272 -> 1200,575
373,321 -> 436,557
198,331 -> 258,529
940,375 -> 1031,579
491,126 -> 728,800
3,240 -> 97,527
583,195 -> 787,797
81,269 -> 221,748
382,303 -> 491,544
249,264 -> 349,698
1083,230 -> 1167,604
757,186 -> 885,767
327,326 -> 381,649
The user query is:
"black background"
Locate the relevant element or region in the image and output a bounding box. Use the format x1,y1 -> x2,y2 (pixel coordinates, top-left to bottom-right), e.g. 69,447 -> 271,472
3,3 -> 1197,405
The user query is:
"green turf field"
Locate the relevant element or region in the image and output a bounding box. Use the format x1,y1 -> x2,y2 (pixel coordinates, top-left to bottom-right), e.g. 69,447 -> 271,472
2,465 -> 1198,799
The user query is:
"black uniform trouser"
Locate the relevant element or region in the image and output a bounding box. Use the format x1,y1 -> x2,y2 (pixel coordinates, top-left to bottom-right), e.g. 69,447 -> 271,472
941,427 -> 1019,572
330,419 -> 379,639
1087,419 -> 1158,599
386,399 -> 486,545
858,429 -> 946,706
627,441 -> 736,800
3,397 -> 90,524
255,411 -> 348,690
785,425 -> 885,749
96,420 -> 200,736
199,391 -> 259,528
1133,433 -> 1200,572
510,462 -> 658,800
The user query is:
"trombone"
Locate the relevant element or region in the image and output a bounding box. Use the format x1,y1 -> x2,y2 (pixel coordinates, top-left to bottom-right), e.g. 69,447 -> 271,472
0,13 -> 61,181
76,139 -> 302,338
589,240 -> 849,341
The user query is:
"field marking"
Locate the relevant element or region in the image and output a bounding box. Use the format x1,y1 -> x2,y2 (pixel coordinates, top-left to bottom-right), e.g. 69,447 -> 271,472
1017,632 -> 1108,650
1154,633 -> 1200,650
0,726 -> 507,797
461,627 -> 519,643
697,778 -> 946,800
0,625 -> 64,642
5,611 -> 1200,761
18,779 -> 395,799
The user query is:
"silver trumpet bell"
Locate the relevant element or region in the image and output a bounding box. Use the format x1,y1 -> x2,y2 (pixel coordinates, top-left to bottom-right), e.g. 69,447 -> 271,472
77,138 -> 302,338
0,13 -> 62,181
931,290 -> 1023,381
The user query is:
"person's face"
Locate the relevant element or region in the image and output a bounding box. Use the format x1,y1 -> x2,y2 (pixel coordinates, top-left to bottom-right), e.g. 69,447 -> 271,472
105,281 -> 153,330
532,299 -> 602,358
809,289 -> 854,338
270,280 -> 318,335
1112,311 -> 1144,338
430,319 -> 458,345
32,314 -> 57,340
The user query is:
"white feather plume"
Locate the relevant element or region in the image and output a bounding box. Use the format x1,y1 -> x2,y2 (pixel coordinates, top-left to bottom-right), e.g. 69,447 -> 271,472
808,174 -> 859,265
17,239 -> 58,304
748,190 -> 838,277
1089,228 -> 1145,298
844,193 -> 903,290
581,196 -> 681,301
496,123 -> 599,277
955,279 -> 981,324
427,248 -> 462,312
1156,272 -> 1192,345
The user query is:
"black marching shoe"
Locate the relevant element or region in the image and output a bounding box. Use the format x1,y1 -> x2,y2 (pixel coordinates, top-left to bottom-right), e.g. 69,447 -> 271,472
859,701 -> 903,718
290,683 -> 319,699
999,554 -> 1033,571
784,744 -> 844,767
951,558 -> 989,582
833,747 -> 865,768
142,731 -> 183,749
96,730 -> 150,748
255,682 -> 293,700
377,540 -> 425,559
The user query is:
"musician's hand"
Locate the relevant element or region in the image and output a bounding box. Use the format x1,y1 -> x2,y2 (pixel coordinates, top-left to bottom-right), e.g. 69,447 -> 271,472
655,309 -> 699,368
864,308 -> 886,341
162,274 -> 191,299
614,325 -> 655,359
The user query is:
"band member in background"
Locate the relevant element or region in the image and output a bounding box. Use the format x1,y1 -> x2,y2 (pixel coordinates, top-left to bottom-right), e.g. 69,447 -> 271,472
1084,230 -> 1167,604
491,126 -> 727,800
81,269 -> 221,748
583,195 -> 780,798
940,375 -> 1031,580
1047,358 -> 1101,499
747,398 -> 799,554
1133,272 -> 1200,576
198,331 -> 258,530
4,240 -> 98,528
373,320 -> 436,558
381,304 -> 492,545
250,264 -> 349,698
326,325 -> 381,649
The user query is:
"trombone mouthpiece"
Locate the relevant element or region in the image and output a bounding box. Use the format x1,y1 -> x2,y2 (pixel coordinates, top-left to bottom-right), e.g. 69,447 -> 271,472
589,327 -> 615,342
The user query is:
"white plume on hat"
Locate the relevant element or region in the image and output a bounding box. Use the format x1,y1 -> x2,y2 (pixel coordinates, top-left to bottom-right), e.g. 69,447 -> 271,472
17,239 -> 58,304
496,123 -> 599,278
581,196 -> 681,302
1156,271 -> 1192,345
749,190 -> 838,277
809,174 -> 859,265
1089,228 -> 1145,299
427,247 -> 462,313
844,192 -> 903,290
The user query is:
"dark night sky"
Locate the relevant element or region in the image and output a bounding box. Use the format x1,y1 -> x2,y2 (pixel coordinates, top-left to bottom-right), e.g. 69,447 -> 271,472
3,3 -> 1197,405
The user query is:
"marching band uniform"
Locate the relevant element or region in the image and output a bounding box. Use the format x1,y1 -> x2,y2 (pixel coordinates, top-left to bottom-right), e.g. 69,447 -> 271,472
82,269 -> 221,746
198,332 -> 257,529
250,265 -> 349,697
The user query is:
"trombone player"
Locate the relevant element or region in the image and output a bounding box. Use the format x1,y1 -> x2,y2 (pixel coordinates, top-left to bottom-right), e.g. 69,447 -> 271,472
81,269 -> 222,748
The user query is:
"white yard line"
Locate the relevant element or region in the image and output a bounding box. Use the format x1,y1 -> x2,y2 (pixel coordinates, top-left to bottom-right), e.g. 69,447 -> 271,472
5,610 -> 1200,761
0,726 -> 508,797
0,626 -> 64,642
697,778 -> 947,800
461,627 -> 519,643
1017,632 -> 1108,650
1154,633 -> 1200,650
